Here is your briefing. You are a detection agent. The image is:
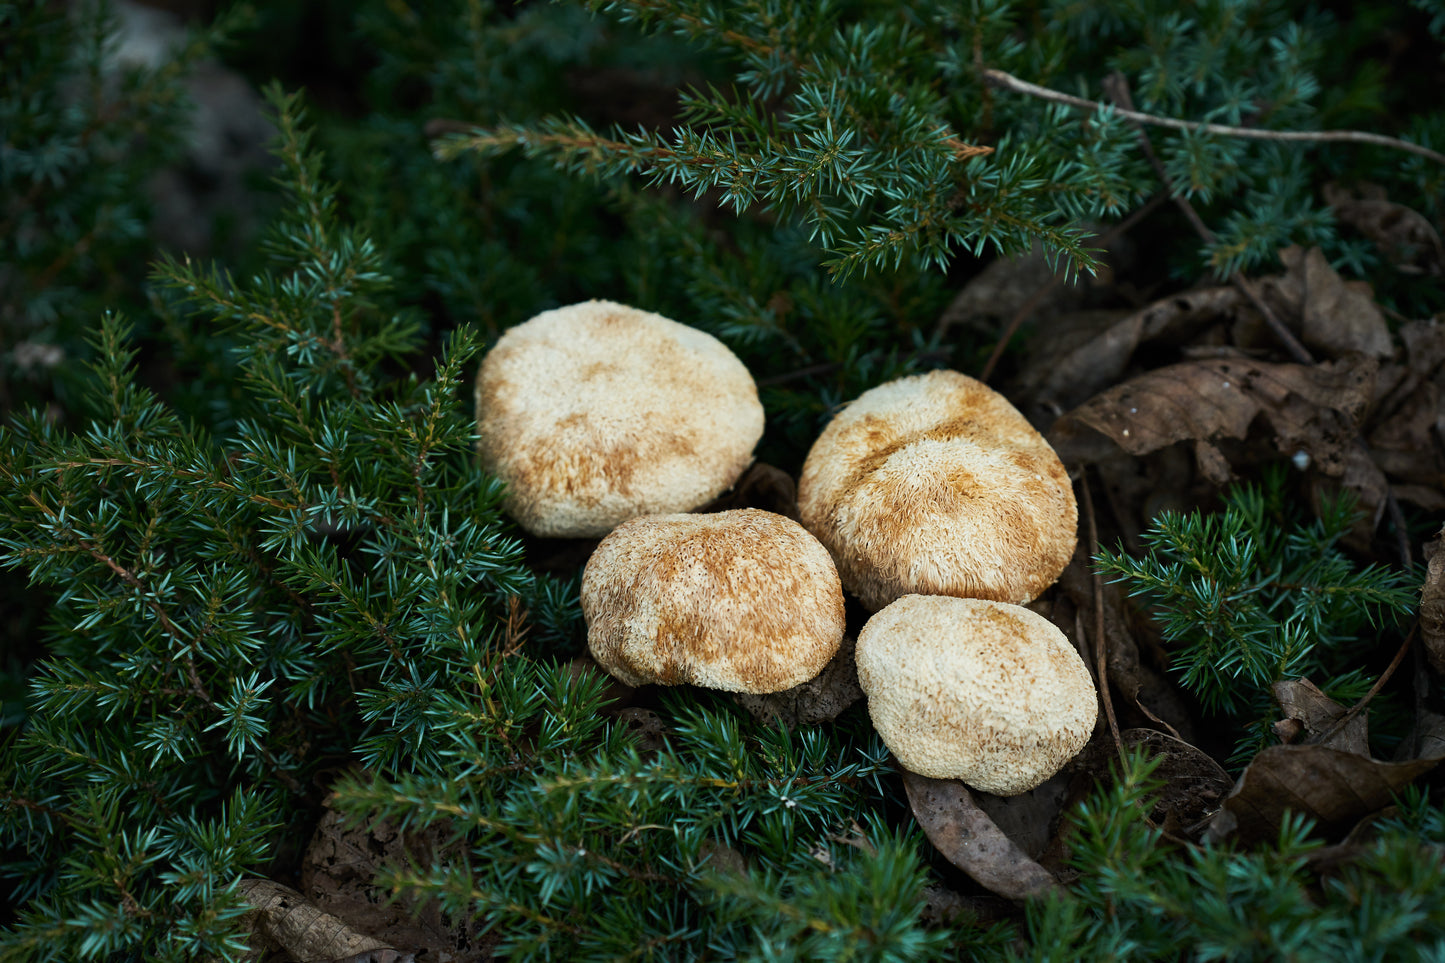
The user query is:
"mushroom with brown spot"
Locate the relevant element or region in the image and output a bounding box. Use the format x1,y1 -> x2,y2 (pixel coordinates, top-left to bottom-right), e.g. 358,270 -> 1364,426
582,509 -> 846,693
798,369 -> 1077,610
855,594 -> 1097,796
476,300 -> 765,538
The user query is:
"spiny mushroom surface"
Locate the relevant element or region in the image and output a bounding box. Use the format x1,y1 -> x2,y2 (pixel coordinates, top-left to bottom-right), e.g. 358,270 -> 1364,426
475,300 -> 764,538
797,369 -> 1076,610
582,509 -> 845,693
856,595 -> 1096,796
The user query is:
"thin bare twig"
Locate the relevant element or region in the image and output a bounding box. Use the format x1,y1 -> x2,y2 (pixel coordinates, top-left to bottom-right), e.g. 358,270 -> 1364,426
1386,490 -> 1414,569
1317,624 -> 1416,747
1082,473 -> 1124,758
983,68 -> 1445,166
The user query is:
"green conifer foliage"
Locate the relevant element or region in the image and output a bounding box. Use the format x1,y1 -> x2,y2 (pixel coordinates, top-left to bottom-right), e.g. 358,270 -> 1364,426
1010,751 -> 1445,960
1096,472 -> 1418,758
433,0 -> 1445,293
0,0 -> 242,414
0,89 -> 537,960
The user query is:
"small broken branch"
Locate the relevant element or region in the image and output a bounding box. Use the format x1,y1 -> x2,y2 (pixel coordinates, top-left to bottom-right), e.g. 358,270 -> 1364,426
983,68 -> 1445,166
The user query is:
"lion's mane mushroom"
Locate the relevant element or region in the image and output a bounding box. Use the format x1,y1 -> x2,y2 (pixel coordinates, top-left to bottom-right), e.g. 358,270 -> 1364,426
856,595 -> 1096,796
475,300 -> 764,538
582,509 -> 845,693
797,369 -> 1076,610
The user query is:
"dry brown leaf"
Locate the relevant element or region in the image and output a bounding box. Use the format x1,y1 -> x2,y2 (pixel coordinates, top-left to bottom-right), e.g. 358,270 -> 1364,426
611,707 -> 670,757
1272,678 -> 1369,755
235,879 -> 411,963
901,770 -> 1059,900
1402,709 -> 1445,762
970,772 -> 1072,860
1391,484 -> 1445,512
299,795 -> 486,962
1324,183 -> 1445,276
934,244 -> 1088,343
1263,246 -> 1393,358
1020,287 -> 1241,411
1120,729 -> 1233,839
1368,381 -> 1444,488
1054,355 -> 1374,459
1204,745 -> 1441,846
733,635 -> 863,726
1422,525 -> 1445,676
1053,356 -> 1380,524
1400,319 -> 1445,375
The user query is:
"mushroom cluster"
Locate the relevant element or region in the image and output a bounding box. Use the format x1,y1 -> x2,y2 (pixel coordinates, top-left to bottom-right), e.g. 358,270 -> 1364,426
474,301 -> 1096,796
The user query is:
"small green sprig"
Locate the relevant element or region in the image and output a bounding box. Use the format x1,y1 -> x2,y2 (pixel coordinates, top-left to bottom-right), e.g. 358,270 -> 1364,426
1095,470 -> 1416,718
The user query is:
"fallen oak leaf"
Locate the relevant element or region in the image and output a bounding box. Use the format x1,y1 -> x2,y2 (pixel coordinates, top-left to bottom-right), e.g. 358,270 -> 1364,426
1052,356 -> 1381,530
1204,745 -> 1441,847
902,770 -> 1059,900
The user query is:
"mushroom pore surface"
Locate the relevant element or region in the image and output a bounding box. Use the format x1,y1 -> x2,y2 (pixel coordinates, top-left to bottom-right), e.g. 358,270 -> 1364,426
476,300 -> 764,537
855,595 -> 1097,796
798,369 -> 1076,609
582,509 -> 845,693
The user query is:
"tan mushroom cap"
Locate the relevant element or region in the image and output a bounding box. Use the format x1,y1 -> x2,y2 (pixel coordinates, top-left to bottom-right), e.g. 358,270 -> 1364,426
582,509 -> 845,693
476,300 -> 765,538
856,595 -> 1097,795
798,369 -> 1076,610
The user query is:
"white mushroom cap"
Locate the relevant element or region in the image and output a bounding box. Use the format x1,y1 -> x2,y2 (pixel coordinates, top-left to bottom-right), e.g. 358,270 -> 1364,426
475,300 -> 765,537
582,509 -> 845,693
856,595 -> 1096,795
798,370 -> 1076,610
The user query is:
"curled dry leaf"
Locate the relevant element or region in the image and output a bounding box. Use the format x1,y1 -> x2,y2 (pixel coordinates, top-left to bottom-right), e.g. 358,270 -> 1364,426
1400,318 -> 1445,374
732,635 -> 863,727
1324,183 -> 1445,276
901,770 -> 1059,901
934,244 -> 1088,343
299,795 -> 485,962
1367,382 -> 1443,490
1051,354 -> 1385,528
1019,287 -> 1241,412
1261,246 -> 1393,359
1402,709 -> 1445,763
1272,678 -> 1369,755
1422,525 -> 1445,676
1204,745 -> 1442,846
234,879 -> 411,963
1120,729 -> 1233,839
1053,354 -> 1375,462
